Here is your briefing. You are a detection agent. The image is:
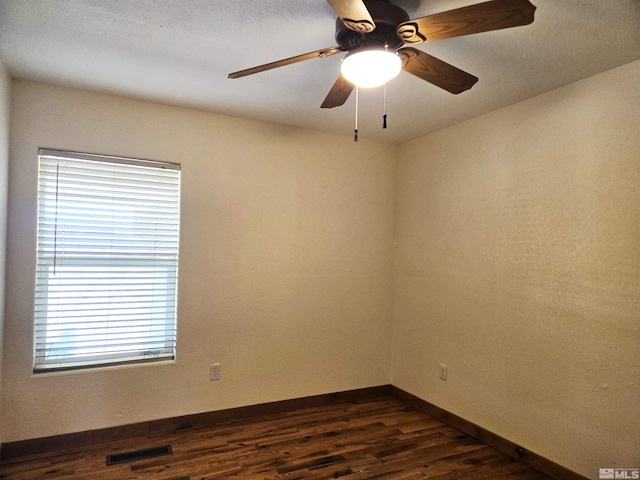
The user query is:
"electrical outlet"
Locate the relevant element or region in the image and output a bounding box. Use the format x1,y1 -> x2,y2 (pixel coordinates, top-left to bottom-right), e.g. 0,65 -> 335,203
210,363 -> 221,381
439,363 -> 448,381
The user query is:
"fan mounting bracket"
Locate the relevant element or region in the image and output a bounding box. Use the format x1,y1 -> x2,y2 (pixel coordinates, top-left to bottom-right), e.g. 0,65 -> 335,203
335,0 -> 410,51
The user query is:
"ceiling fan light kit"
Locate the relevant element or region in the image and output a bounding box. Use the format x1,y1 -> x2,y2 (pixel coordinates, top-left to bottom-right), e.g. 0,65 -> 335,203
228,0 -> 537,137
341,48 -> 402,88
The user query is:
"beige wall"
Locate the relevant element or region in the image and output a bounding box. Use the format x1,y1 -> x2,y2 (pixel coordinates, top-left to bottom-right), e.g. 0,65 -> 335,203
1,81 -> 397,441
393,59 -> 640,478
2,60 -> 639,478
0,61 -> 10,445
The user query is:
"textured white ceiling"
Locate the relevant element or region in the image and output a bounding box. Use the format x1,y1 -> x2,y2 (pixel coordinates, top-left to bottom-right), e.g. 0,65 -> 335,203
1,0 -> 640,143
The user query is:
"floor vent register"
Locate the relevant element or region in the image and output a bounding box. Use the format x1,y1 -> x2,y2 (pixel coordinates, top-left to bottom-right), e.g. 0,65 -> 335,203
106,445 -> 173,465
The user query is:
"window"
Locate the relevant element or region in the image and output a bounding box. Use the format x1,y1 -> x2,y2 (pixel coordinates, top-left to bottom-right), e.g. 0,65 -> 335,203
33,149 -> 181,372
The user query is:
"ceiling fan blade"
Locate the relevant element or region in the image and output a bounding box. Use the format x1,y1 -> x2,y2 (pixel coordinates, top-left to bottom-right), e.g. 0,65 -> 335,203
326,0 -> 376,33
228,46 -> 343,79
399,48 -> 478,94
397,0 -> 536,44
321,75 -> 355,108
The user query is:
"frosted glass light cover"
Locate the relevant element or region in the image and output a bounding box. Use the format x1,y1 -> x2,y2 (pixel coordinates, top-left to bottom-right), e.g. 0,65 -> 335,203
341,50 -> 402,88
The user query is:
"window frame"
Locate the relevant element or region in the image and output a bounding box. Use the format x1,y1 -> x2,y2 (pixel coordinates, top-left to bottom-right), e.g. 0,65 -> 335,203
33,148 -> 181,373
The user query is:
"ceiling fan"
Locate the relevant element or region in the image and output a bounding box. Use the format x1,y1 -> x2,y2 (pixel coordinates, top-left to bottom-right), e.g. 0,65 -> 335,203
228,0 -> 536,109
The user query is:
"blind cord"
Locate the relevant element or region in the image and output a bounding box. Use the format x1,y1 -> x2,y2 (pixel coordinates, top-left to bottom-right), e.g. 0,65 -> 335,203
53,163 -> 60,275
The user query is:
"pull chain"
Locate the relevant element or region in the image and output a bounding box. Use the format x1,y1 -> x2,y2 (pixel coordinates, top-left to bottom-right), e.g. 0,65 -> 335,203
383,82 -> 388,129
354,86 -> 359,142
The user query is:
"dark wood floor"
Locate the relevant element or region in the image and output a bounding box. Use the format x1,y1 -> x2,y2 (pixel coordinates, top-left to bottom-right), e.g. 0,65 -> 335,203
0,396 -> 552,479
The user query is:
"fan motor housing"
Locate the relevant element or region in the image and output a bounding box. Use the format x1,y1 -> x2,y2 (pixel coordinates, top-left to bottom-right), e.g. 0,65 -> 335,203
335,0 -> 410,51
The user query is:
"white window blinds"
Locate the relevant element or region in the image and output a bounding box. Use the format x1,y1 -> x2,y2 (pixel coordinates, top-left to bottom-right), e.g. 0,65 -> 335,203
34,149 -> 181,372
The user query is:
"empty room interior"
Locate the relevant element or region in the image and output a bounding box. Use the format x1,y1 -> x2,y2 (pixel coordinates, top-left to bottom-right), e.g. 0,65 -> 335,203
0,1 -> 638,479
